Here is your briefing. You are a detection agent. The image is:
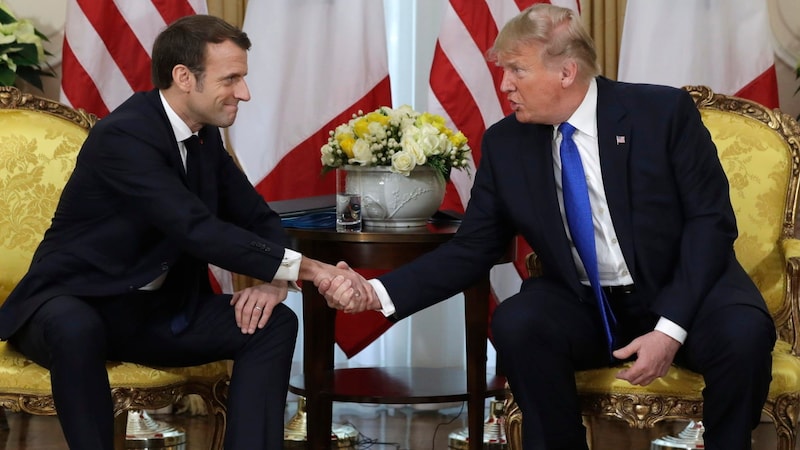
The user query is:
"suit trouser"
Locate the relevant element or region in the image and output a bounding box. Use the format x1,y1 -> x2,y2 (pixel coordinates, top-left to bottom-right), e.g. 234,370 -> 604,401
491,278 -> 775,450
10,290 -> 298,450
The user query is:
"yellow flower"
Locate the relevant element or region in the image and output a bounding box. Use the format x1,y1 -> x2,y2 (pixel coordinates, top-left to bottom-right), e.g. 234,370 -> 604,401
338,135 -> 355,158
365,111 -> 390,126
450,131 -> 467,148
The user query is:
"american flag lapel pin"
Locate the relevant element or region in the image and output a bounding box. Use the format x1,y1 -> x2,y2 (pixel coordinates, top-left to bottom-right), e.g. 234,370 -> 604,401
615,135 -> 626,145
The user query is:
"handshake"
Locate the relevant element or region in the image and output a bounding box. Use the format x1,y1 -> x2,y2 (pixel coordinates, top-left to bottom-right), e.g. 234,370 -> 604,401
306,258 -> 380,314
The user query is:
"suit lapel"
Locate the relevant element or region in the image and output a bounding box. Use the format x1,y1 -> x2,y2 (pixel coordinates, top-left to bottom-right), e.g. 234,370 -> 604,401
596,78 -> 636,277
144,90 -> 194,187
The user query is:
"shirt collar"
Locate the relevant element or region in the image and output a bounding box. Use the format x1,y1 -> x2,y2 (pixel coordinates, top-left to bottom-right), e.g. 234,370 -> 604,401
159,91 -> 195,143
555,78 -> 598,138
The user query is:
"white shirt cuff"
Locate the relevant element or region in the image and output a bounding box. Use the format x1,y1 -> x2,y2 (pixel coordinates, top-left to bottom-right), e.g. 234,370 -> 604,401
655,317 -> 687,344
274,248 -> 302,292
369,279 -> 396,317
274,248 -> 301,280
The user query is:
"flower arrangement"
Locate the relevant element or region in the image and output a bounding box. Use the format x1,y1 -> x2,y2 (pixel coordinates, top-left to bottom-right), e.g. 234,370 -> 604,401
320,105 -> 471,180
0,3 -> 53,90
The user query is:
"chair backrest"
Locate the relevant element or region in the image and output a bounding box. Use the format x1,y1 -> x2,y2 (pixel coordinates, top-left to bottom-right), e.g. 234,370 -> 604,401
684,85 -> 800,349
0,86 -> 97,303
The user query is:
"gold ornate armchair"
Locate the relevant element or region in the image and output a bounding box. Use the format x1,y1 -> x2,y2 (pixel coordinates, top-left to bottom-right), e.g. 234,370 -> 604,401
504,85 -> 800,450
0,86 -> 230,450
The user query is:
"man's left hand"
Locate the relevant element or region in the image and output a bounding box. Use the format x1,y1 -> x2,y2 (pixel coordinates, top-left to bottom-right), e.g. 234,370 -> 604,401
612,330 -> 681,386
230,280 -> 289,334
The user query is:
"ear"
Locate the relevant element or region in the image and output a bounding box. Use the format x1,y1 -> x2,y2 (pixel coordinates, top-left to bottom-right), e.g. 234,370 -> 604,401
172,65 -> 194,93
560,59 -> 578,88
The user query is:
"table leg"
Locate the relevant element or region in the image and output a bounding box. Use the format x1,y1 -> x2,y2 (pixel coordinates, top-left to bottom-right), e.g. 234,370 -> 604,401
464,277 -> 491,450
303,288 -> 337,450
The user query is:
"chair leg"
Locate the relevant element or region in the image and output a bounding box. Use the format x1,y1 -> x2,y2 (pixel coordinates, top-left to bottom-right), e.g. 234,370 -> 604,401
583,416 -> 594,450
113,411 -> 127,450
0,408 -> 8,431
767,395 -> 800,450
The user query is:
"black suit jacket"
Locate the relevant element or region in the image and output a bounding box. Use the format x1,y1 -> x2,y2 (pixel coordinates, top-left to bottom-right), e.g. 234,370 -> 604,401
0,90 -> 290,339
380,77 -> 766,333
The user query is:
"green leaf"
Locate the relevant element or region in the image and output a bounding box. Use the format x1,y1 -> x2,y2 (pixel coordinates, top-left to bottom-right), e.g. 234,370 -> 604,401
0,8 -> 16,26
0,42 -> 16,54
34,28 -> 49,42
15,65 -> 44,90
12,42 -> 38,66
0,65 -> 15,86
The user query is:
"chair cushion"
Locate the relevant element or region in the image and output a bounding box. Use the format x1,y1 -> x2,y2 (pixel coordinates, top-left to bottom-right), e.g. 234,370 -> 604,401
576,362 -> 704,399
0,341 -> 204,395
767,340 -> 800,396
163,360 -> 230,381
575,339 -> 800,401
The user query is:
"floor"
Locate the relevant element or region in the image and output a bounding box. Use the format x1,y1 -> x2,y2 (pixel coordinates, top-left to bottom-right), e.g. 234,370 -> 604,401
0,400 -> 790,449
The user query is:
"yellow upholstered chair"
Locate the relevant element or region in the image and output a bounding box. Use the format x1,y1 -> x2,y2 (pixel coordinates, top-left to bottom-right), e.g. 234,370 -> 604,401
0,86 -> 230,450
504,85 -> 800,450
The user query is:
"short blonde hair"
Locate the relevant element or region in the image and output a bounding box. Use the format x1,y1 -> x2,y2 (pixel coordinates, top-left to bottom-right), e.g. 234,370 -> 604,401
488,4 -> 600,82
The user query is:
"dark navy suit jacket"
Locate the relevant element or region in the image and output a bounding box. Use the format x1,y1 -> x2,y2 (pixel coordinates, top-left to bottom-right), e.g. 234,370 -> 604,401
379,77 -> 766,333
0,89 -> 290,339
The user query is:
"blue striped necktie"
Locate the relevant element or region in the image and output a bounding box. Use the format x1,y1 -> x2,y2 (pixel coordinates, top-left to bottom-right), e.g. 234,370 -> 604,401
558,122 -> 616,358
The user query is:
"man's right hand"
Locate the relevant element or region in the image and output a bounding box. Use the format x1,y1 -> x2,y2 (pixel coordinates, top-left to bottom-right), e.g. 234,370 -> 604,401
298,256 -> 378,313
317,261 -> 380,313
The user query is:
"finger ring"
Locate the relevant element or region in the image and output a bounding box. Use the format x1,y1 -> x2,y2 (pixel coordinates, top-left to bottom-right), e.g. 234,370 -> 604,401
254,306 -> 263,311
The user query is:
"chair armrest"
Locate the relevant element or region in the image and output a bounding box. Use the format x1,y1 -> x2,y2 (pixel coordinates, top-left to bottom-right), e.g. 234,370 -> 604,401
779,238 -> 800,354
781,238 -> 800,262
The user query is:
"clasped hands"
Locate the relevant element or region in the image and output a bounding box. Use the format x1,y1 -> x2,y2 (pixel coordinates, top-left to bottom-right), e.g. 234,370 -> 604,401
314,261 -> 379,314
229,258 -> 377,335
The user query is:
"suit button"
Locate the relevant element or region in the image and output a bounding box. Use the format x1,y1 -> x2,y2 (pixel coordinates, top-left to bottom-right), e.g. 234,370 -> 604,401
161,262 -> 169,271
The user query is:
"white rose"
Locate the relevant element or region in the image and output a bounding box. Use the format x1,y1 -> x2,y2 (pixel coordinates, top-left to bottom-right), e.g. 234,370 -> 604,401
400,128 -> 427,166
391,150 -> 417,175
351,139 -> 373,165
417,124 -> 448,155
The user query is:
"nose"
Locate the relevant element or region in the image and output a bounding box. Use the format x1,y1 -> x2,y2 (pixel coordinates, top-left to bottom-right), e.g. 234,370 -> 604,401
237,79 -> 251,102
499,71 -> 514,93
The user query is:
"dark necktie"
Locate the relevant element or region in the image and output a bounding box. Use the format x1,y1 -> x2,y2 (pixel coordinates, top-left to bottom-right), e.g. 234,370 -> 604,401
559,122 -> 617,358
170,135 -> 204,334
183,135 -> 203,194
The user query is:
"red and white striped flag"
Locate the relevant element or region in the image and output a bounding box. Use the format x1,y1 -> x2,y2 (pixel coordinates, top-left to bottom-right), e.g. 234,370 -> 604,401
618,0 -> 779,109
60,0 -> 207,118
228,0 -> 392,357
428,0 -> 580,314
